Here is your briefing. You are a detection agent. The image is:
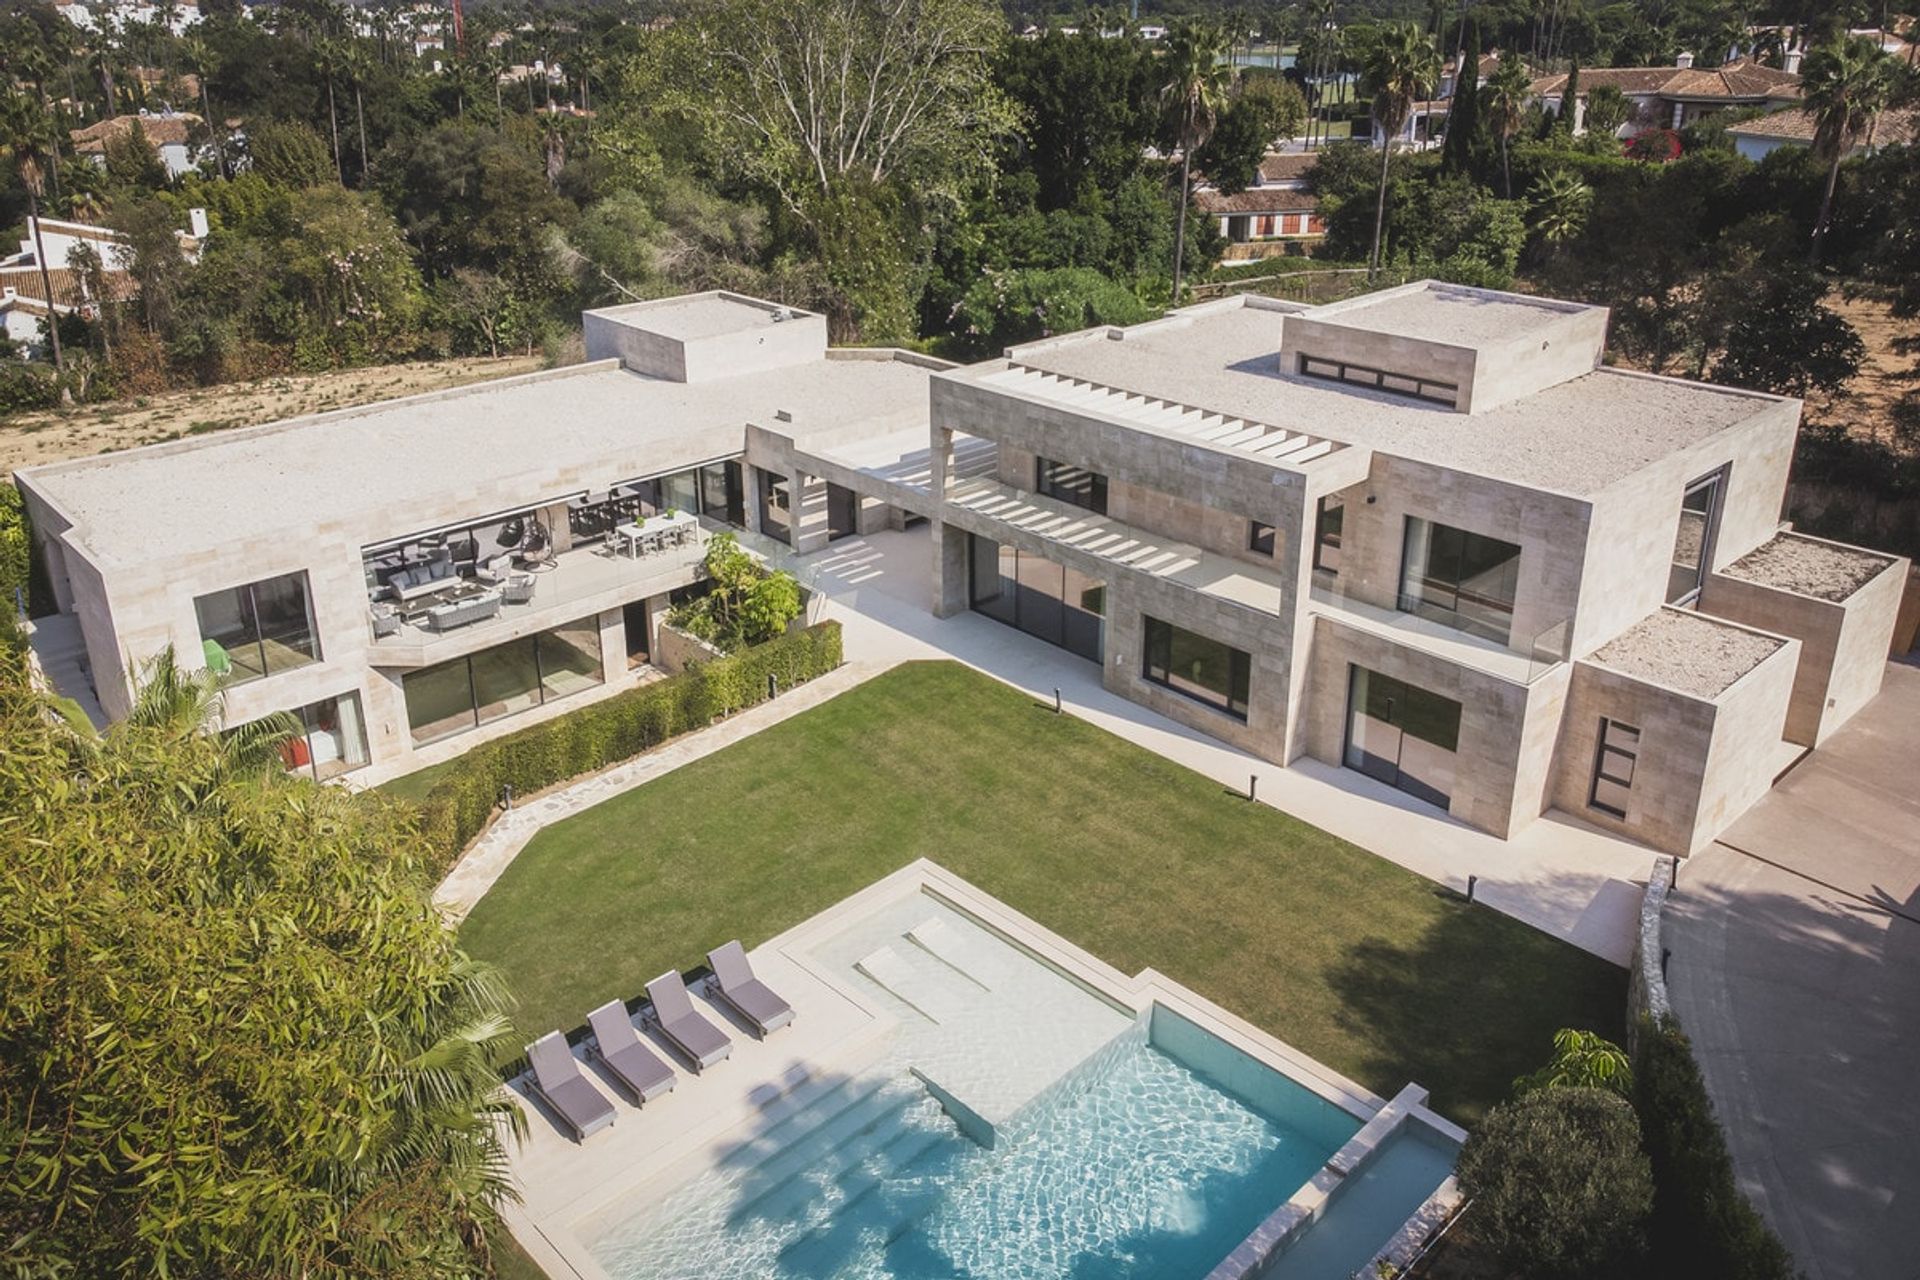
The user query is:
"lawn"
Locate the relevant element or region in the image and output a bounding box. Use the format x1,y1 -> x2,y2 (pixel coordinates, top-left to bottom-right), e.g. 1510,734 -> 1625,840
458,661 -> 1625,1123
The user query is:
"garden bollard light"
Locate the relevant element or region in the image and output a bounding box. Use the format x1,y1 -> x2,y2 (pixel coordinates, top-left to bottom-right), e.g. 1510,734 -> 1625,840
768,674 -> 778,699
1247,774 -> 1257,802
1467,874 -> 1478,903
501,783 -> 513,812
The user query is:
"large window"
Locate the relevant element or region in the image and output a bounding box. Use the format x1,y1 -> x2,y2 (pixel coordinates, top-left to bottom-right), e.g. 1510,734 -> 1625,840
194,571 -> 319,685
1143,617 -> 1251,721
1398,517 -> 1521,644
1343,667 -> 1461,809
281,693 -> 370,780
1298,354 -> 1458,407
1313,496 -> 1345,576
967,534 -> 1105,662
1667,468 -> 1726,604
402,618 -> 606,745
699,460 -> 746,529
1036,457 -> 1109,515
1588,718 -> 1640,819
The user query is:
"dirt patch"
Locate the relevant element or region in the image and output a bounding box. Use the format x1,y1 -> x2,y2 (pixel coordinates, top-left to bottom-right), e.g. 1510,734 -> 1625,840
0,355 -> 546,477
1591,608 -> 1787,700
1722,532 -> 1894,602
1806,292 -> 1914,446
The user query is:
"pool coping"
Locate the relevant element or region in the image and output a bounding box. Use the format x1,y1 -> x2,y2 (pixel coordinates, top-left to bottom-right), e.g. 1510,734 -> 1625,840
503,858 -> 1458,1279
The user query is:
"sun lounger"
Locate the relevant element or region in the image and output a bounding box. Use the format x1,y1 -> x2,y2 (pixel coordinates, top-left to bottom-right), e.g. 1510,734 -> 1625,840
646,970 -> 733,1071
707,941 -> 795,1037
526,1031 -> 616,1141
587,1000 -> 677,1104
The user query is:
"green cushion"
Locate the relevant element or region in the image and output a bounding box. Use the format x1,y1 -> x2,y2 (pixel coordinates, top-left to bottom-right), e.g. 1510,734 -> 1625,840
202,639 -> 231,675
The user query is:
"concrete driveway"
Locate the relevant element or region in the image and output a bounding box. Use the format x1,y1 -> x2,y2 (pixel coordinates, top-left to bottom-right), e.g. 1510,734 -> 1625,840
1665,662 -> 1920,1280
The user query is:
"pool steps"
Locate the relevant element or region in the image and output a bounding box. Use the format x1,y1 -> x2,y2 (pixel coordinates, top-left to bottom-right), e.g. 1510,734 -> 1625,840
855,945 -> 968,1024
723,1072 -> 926,1228
905,916 -> 1004,990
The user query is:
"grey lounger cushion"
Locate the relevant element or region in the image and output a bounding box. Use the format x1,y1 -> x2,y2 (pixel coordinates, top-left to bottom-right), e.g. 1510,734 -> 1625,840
587,1000 -> 676,1104
645,970 -> 733,1071
526,1031 -> 615,1141
708,940 -> 795,1037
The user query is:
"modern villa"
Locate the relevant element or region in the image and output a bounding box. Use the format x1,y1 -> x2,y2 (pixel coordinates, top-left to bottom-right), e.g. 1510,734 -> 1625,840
14,282 -> 1908,857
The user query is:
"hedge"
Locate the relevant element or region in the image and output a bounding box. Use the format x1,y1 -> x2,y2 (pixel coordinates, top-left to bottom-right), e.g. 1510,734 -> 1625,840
1633,1014 -> 1799,1280
412,620 -> 842,874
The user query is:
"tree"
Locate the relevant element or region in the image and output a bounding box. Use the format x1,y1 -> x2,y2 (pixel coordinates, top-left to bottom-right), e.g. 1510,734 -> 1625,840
1,92 -> 66,374
1456,1087 -> 1655,1280
1802,35 -> 1896,262
1439,23 -> 1482,174
0,644 -> 521,1278
953,265 -> 1155,354
1529,167 -> 1593,252
247,118 -> 334,187
1194,74 -> 1307,194
1515,1027 -> 1633,1098
1711,265 -> 1865,397
1584,83 -> 1632,142
1160,20 -> 1234,303
1360,23 -> 1442,277
1484,51 -> 1532,198
670,532 -> 803,651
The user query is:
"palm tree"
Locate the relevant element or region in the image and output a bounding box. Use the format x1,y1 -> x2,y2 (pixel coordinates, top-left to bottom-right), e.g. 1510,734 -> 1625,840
314,37 -> 345,182
343,40 -> 373,182
181,35 -> 223,177
1,94 -> 66,376
1802,35 -> 1895,263
121,646 -> 301,772
1360,24 -> 1441,278
1483,51 -> 1531,198
1160,22 -> 1235,304
1529,167 -> 1592,255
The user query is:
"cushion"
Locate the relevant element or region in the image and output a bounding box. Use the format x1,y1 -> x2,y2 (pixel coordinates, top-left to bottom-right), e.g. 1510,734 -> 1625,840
429,559 -> 453,581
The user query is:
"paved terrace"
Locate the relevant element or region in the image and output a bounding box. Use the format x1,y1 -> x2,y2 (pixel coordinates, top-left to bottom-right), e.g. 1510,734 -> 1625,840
990,296 -> 1785,495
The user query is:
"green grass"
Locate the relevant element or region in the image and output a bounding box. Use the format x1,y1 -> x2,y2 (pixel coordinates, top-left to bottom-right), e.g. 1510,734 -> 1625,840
459,662 -> 1624,1123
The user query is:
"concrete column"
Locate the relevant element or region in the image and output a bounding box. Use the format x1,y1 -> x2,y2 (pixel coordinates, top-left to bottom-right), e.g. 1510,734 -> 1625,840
743,465 -> 768,537
931,521 -> 970,618
791,471 -> 831,554
929,426 -> 956,500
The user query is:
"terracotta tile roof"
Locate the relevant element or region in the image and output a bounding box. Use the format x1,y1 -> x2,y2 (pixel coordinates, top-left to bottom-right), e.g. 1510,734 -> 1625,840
69,111 -> 202,153
0,265 -> 136,309
1196,188 -> 1321,216
1256,152 -> 1319,184
1530,59 -> 1800,102
1727,103 -> 1919,145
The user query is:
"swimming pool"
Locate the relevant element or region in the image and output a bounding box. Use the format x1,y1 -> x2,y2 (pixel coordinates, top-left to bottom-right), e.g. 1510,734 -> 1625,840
573,887 -> 1459,1280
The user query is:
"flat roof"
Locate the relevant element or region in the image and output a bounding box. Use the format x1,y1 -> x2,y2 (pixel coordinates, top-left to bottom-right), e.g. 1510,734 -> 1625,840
1721,530 -> 1896,602
1309,283 -> 1592,346
1589,607 -> 1787,699
982,297 -> 1784,494
589,293 -> 804,342
25,354 -> 931,569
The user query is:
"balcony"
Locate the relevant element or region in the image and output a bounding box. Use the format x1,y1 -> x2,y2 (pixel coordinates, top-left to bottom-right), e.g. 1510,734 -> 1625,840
1307,577 -> 1569,685
365,526 -> 712,669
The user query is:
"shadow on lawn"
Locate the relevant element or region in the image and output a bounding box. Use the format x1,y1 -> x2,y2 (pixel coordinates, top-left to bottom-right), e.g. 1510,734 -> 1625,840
1323,880 -> 1630,1124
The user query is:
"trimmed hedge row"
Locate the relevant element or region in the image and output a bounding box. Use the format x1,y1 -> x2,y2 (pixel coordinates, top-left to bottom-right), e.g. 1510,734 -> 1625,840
413,620 -> 842,874
1634,1014 -> 1798,1280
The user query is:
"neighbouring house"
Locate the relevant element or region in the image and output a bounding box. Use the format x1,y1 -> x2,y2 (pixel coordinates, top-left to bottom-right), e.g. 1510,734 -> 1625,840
53,0 -> 202,33
16,283 -> 1908,861
1726,103 -> 1920,161
1531,54 -> 1802,137
0,215 -> 175,358
1195,152 -> 1326,259
69,109 -> 205,180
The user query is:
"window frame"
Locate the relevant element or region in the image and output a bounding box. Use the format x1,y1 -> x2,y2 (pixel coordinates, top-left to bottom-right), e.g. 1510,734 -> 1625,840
1588,717 -> 1641,819
1396,516 -> 1522,644
1313,496 -> 1345,575
1141,616 -> 1253,722
193,571 -> 321,687
1666,467 -> 1728,606
1248,519 -> 1277,557
1297,354 -> 1459,407
1035,456 -> 1109,515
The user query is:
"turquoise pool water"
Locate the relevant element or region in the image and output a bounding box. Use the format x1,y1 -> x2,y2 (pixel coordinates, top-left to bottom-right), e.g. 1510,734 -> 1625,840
588,1021 -> 1360,1279
1266,1124 -> 1461,1279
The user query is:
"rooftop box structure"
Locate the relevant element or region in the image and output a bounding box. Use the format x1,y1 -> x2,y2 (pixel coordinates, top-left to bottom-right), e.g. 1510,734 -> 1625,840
1278,282 -> 1608,414
583,291 -> 827,383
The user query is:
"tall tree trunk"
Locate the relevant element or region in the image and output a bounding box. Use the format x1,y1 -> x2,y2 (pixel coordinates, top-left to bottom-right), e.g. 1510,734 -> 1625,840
201,80 -> 223,178
355,85 -> 368,182
1171,105 -> 1193,304
1370,132 -> 1391,277
325,78 -> 342,182
1810,152 -> 1842,263
27,191 -> 66,375
1502,132 -> 1512,198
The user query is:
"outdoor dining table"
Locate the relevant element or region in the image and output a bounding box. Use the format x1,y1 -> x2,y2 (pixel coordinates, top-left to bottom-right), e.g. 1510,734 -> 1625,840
613,510 -> 699,558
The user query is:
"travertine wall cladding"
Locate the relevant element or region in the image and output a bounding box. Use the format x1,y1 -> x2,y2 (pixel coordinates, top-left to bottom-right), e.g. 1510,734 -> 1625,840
1554,635 -> 1798,856
1330,455 -> 1591,656
1297,614 -> 1543,838
1700,551 -> 1906,745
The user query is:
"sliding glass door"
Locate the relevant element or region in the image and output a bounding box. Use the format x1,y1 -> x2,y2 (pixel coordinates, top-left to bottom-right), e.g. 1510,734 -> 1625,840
967,534 -> 1104,662
1343,666 -> 1462,810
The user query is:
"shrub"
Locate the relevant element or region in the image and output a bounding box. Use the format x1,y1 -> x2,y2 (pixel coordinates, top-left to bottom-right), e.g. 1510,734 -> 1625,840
668,532 -> 804,652
411,621 -> 842,873
1456,1087 -> 1654,1279
1634,1015 -> 1798,1279
0,363 -> 62,416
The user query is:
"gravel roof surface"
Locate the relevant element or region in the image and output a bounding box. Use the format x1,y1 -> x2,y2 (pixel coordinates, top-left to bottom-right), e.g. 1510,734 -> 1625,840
1590,608 -> 1786,699
994,300 -> 1779,494
1721,532 -> 1895,601
1314,285 -> 1582,345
